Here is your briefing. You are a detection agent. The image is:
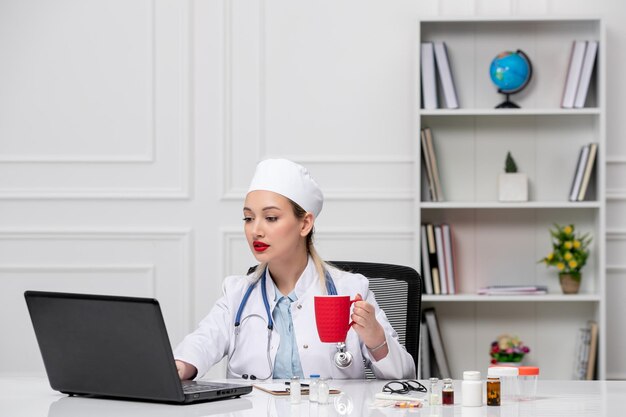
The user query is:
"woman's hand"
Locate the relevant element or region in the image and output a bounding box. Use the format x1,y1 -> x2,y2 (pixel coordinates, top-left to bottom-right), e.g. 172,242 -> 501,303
175,360 -> 198,380
350,293 -> 389,361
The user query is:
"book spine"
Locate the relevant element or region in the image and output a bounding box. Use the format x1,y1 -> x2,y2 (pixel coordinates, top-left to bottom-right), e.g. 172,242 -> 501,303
421,129 -> 437,201
569,144 -> 590,201
424,308 -> 451,378
574,41 -> 599,108
424,128 -> 444,201
426,223 -> 441,295
433,41 -> 459,109
420,225 -> 434,295
421,42 -> 438,109
434,225 -> 448,295
442,224 -> 456,295
577,142 -> 598,201
561,40 -> 587,109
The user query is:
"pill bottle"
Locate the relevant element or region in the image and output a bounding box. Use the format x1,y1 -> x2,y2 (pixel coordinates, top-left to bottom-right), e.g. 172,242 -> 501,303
309,374 -> 320,402
429,377 -> 441,405
461,371 -> 482,407
488,366 -> 518,403
518,366 -> 539,401
442,378 -> 454,405
486,376 -> 501,406
318,377 -> 330,404
290,376 -> 301,404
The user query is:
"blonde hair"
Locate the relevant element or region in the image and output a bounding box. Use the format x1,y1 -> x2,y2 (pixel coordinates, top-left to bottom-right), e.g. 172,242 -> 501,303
252,199 -> 329,293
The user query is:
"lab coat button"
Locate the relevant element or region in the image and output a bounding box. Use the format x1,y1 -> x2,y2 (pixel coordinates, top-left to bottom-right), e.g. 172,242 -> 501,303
303,344 -> 309,349
296,304 -> 302,309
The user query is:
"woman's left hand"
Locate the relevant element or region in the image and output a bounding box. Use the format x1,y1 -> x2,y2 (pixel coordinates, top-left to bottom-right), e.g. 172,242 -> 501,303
351,293 -> 389,360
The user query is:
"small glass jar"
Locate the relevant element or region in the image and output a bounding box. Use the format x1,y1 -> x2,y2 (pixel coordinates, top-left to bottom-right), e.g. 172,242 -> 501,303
518,366 -> 539,401
309,374 -> 320,402
290,376 -> 301,404
429,377 -> 441,405
442,378 -> 454,405
318,377 -> 330,404
486,376 -> 501,406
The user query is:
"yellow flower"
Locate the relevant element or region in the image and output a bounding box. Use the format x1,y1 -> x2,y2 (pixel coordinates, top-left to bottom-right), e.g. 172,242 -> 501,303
569,260 -> 578,269
564,252 -> 573,261
564,226 -> 573,235
564,241 -> 573,249
546,252 -> 554,261
573,240 -> 581,249
557,262 -> 565,271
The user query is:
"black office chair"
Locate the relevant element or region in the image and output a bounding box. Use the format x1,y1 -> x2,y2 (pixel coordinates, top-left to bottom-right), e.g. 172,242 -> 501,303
329,261 -> 422,377
246,261 -> 422,377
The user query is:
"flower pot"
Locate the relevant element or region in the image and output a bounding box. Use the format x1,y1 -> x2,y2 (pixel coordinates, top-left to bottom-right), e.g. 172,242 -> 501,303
559,273 -> 581,294
498,173 -> 528,202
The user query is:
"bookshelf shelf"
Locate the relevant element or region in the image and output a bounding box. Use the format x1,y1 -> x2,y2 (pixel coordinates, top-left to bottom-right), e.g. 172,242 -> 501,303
420,108 -> 601,116
423,294 -> 602,302
420,201 -> 602,209
417,17 -> 605,381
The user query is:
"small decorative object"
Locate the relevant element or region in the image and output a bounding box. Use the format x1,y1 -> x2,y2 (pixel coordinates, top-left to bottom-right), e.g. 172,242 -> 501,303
490,334 -> 530,365
489,50 -> 533,108
540,224 -> 591,294
498,151 -> 528,201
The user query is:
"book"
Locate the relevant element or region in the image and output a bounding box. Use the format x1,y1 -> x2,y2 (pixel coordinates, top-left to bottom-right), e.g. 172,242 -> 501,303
477,285 -> 548,295
577,142 -> 598,201
574,40 -> 599,108
434,225 -> 448,295
421,129 -> 437,201
419,318 -> 431,378
433,41 -> 459,109
421,42 -> 438,109
441,224 -> 456,295
572,327 -> 588,380
569,144 -> 590,201
585,320 -> 599,380
420,225 -> 434,295
426,223 -> 441,294
423,128 -> 444,201
561,40 -> 587,108
423,308 -> 451,378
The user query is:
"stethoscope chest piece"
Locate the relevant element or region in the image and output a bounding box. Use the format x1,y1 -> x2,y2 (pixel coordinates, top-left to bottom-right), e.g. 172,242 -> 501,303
333,342 -> 353,368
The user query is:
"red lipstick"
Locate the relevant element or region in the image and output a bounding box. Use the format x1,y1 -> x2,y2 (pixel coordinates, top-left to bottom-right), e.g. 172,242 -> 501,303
253,241 -> 270,252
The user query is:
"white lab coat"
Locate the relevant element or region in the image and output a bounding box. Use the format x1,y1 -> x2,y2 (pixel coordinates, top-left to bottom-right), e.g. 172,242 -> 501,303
174,257 -> 416,380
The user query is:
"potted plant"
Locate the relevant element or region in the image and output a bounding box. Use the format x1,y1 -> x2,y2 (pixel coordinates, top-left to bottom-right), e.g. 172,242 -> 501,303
539,224 -> 591,294
498,151 -> 528,201
490,334 -> 530,365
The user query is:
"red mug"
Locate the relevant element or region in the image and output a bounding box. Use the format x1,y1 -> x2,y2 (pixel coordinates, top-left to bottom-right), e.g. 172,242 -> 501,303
314,295 -> 357,343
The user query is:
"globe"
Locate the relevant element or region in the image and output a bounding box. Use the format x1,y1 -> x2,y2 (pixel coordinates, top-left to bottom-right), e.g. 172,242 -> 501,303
489,49 -> 532,108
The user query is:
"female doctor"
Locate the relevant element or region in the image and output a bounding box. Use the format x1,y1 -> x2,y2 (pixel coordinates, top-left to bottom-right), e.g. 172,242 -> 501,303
174,159 -> 415,380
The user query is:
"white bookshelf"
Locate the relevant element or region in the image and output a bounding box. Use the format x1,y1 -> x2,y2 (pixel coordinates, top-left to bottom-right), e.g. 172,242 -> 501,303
416,17 -> 605,380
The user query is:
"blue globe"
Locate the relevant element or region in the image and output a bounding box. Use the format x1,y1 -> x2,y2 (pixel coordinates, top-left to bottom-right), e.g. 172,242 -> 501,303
489,50 -> 531,93
489,50 -> 532,108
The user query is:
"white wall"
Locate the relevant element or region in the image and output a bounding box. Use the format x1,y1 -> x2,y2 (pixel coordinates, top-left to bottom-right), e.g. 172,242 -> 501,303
1,0 -> 625,379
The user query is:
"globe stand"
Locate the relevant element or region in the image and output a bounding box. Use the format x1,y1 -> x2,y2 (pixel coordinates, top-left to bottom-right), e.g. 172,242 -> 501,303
495,92 -> 520,109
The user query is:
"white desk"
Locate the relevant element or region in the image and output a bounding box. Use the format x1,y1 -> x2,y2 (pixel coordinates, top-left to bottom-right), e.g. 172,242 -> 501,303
1,376 -> 624,416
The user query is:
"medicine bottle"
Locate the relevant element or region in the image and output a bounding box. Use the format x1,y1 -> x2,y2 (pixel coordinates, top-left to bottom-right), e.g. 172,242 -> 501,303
290,376 -> 301,404
461,371 -> 482,407
442,378 -> 454,405
518,366 -> 539,401
486,376 -> 501,406
488,366 -> 518,403
429,377 -> 441,405
309,374 -> 320,402
318,377 -> 330,404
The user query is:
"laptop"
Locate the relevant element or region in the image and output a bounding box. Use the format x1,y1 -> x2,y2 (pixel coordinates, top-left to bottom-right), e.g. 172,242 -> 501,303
24,290 -> 252,404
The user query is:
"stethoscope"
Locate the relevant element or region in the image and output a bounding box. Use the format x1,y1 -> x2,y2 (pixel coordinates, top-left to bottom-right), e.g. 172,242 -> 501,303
227,268 -> 354,380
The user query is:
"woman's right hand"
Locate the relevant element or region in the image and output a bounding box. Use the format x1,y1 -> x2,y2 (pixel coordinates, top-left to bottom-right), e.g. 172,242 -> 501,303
175,360 -> 197,380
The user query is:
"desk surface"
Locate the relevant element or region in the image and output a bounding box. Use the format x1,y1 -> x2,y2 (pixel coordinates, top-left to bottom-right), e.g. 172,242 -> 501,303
2,376 -> 624,417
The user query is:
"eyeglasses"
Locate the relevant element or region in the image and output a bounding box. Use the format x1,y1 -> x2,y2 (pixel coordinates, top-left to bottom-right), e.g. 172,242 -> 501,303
382,380 -> 427,394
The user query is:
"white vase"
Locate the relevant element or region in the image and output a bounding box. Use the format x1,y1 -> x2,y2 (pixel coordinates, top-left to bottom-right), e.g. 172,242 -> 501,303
498,173 -> 528,202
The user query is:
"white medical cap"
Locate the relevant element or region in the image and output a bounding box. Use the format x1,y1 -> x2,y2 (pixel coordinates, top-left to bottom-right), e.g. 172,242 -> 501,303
247,159 -> 324,218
